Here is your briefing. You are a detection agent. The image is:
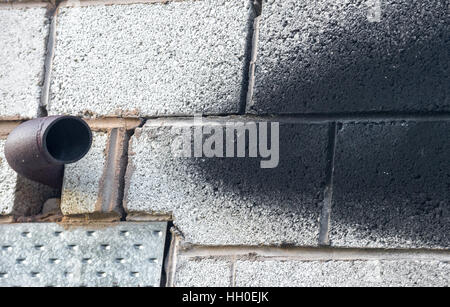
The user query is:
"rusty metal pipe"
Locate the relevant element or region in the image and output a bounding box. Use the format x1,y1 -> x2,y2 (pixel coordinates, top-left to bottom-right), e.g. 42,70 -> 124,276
5,116 -> 92,189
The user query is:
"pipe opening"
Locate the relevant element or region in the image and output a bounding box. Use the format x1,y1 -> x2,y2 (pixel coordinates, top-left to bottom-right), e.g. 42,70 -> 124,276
44,117 -> 92,164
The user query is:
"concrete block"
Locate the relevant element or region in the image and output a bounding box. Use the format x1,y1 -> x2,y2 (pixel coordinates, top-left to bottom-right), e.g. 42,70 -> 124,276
61,128 -> 128,219
249,0 -> 449,114
0,7 -> 49,119
330,121 -> 450,249
49,0 -> 254,117
125,118 -> 329,246
174,257 -> 232,287
0,139 -> 58,217
235,259 -> 450,287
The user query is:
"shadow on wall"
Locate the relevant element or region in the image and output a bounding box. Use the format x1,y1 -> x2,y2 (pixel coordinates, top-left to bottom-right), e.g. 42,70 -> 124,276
187,120 -> 449,248
249,0 -> 450,114
188,121 -> 331,214
13,176 -> 60,218
330,121 -> 450,247
189,1 -> 449,247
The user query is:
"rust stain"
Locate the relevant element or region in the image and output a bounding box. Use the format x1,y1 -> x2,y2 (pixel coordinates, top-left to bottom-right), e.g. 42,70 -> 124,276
95,128 -> 127,216
58,212 -> 121,230
0,121 -> 22,139
0,215 -> 15,224
85,118 -> 142,131
126,212 -> 173,222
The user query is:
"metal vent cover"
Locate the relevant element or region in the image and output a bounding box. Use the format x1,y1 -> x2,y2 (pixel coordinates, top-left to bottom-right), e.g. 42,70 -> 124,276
0,222 -> 167,287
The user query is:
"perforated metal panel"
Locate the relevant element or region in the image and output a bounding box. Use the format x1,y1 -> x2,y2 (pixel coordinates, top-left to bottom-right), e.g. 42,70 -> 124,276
0,222 -> 167,287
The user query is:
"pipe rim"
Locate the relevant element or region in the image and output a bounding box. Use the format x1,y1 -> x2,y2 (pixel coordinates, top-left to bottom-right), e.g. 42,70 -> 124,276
42,115 -> 93,164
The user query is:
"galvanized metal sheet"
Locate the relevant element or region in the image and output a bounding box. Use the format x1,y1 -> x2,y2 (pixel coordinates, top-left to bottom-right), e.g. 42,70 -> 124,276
0,222 -> 167,287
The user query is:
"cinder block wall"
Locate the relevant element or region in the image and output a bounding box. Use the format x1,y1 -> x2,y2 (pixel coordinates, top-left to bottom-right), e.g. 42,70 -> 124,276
0,0 -> 449,286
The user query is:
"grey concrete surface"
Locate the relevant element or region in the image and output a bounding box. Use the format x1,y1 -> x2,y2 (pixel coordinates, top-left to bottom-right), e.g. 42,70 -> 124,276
61,128 -> 128,218
0,222 -> 167,287
249,0 -> 450,114
174,257 -> 232,287
0,139 -> 58,217
235,259 -> 450,287
125,118 -> 329,246
49,0 -> 254,117
0,7 -> 49,119
60,131 -> 108,215
330,121 -> 450,249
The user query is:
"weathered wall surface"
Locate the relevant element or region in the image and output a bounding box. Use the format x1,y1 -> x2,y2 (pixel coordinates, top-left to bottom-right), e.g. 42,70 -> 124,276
331,121 -> 450,249
0,7 -> 49,119
49,0 -> 253,117
0,0 -> 449,287
249,0 -> 449,114
125,118 -> 329,246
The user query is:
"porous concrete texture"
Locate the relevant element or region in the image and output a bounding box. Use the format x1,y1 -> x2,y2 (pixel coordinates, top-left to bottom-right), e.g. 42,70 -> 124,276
49,0 -> 254,117
0,139 -> 19,215
0,0 -> 449,288
60,131 -> 108,215
330,121 -> 450,249
0,7 -> 50,119
125,118 -> 329,246
0,222 -> 167,287
249,0 -> 450,114
61,128 -> 128,218
173,257 -> 232,287
0,139 -> 58,217
235,259 -> 450,287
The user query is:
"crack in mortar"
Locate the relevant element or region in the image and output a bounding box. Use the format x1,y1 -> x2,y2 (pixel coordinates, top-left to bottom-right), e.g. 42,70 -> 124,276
238,0 -> 261,114
96,128 -> 124,216
119,118 -> 147,221
139,112 -> 450,123
178,245 -> 450,262
244,0 -> 262,114
164,226 -> 182,287
39,3 -> 58,118
58,0 -> 205,8
318,122 -> 337,246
